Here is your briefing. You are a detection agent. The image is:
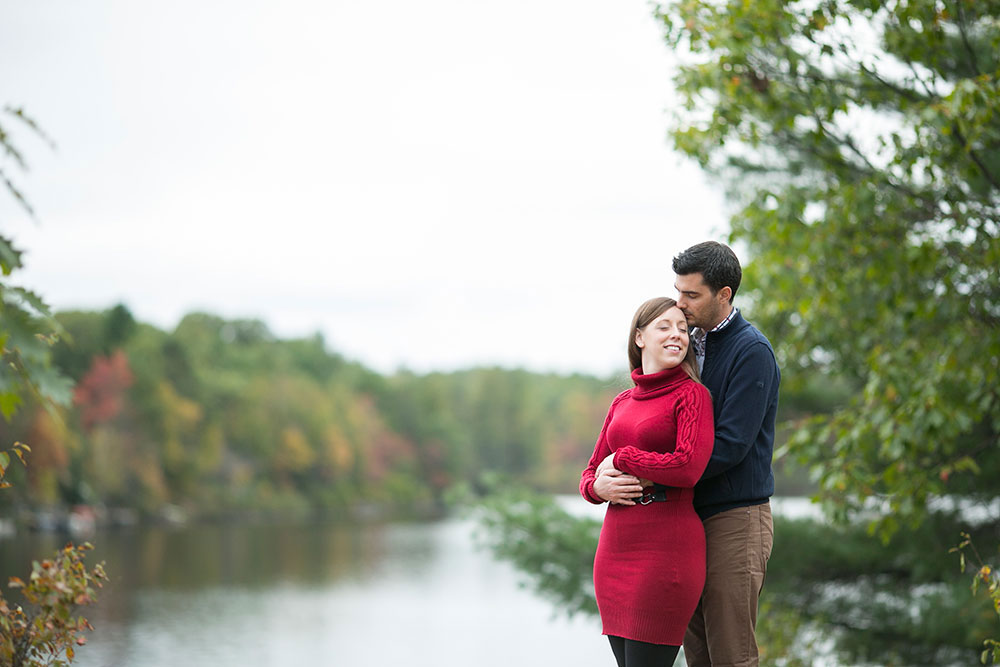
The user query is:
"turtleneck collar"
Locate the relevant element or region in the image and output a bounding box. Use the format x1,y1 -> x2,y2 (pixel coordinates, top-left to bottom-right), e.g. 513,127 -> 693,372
630,365 -> 690,399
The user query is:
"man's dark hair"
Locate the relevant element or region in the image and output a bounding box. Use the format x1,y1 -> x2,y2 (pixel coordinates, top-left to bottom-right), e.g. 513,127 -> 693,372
672,241 -> 742,303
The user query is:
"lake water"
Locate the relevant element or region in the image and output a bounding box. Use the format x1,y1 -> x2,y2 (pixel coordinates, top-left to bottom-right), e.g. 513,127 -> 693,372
0,498 -> 818,667
0,517 -> 610,667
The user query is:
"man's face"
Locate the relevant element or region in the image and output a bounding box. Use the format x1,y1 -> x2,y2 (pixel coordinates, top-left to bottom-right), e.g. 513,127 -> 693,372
674,272 -> 729,330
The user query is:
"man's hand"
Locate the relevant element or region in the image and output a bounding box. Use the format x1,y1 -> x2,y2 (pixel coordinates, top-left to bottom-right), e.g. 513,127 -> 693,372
593,453 -> 645,505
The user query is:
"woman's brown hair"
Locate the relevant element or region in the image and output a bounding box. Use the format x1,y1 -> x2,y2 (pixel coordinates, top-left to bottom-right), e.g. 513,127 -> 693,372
627,297 -> 700,383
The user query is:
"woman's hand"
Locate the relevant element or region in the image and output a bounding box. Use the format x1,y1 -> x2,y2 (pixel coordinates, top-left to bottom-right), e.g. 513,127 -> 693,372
596,452 -> 618,477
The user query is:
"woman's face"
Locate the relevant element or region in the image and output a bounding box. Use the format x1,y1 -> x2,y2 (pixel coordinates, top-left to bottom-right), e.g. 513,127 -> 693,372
635,306 -> 689,374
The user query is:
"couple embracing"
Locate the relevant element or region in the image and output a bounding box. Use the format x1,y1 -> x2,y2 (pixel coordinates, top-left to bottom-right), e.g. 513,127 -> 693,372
580,241 -> 780,667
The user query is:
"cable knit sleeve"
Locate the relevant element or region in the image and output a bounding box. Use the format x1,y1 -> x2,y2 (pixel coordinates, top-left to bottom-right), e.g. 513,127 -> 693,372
579,391 -> 630,504
612,383 -> 714,487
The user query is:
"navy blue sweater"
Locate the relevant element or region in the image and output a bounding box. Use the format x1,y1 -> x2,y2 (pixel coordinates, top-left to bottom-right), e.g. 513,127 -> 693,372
694,311 -> 780,519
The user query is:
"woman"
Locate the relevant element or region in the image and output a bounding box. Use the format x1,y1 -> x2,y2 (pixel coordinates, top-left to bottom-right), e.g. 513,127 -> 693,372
580,297 -> 714,667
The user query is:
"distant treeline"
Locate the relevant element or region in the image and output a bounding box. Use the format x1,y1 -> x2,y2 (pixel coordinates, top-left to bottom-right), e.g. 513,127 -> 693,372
0,305 -> 833,518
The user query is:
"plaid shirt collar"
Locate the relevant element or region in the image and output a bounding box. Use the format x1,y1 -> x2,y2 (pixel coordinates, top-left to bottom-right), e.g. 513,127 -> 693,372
692,307 -> 738,358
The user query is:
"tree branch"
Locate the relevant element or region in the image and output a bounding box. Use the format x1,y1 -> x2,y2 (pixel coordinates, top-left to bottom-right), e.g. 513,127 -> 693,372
953,0 -> 982,77
951,124 -> 1000,192
858,64 -> 928,104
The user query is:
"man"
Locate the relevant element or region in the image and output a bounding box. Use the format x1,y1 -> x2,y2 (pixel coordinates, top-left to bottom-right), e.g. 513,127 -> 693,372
673,241 -> 780,667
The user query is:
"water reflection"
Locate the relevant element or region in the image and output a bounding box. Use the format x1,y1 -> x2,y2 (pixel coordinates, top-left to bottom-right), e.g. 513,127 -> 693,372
0,519 -> 606,667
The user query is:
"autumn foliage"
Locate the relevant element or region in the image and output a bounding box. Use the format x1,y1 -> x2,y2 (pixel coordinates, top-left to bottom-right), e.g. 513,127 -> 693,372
72,350 -> 133,432
0,542 -> 106,667
0,309 -> 621,517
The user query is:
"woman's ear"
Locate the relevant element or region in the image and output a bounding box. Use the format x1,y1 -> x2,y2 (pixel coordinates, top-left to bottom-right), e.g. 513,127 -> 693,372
634,329 -> 644,348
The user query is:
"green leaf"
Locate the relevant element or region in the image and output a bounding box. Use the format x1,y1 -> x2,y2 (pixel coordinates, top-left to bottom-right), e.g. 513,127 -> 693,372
0,393 -> 22,421
0,236 -> 22,275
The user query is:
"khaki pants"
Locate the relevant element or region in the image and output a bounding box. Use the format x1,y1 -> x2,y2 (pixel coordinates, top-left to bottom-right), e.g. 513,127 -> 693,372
684,503 -> 773,667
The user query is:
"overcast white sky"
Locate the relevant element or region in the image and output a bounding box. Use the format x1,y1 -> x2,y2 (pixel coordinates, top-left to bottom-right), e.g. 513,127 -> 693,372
1,0 -> 729,377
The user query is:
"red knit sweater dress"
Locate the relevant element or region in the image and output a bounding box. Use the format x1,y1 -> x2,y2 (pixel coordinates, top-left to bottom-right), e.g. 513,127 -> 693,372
580,366 -> 714,646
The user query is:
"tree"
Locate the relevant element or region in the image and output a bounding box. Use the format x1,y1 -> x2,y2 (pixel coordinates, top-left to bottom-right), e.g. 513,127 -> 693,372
1,107 -> 104,666
0,105 -> 53,217
475,485 -> 1000,665
474,488 -> 601,618
659,0 -> 999,530
1,107 -> 72,425
73,351 -> 134,432
653,0 -> 1000,661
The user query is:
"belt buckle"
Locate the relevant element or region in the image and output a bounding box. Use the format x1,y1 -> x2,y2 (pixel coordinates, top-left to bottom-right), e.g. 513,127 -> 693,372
639,492 -> 654,505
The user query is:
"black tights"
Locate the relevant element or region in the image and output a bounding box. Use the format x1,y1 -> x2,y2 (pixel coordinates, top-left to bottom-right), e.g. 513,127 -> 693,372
607,636 -> 680,667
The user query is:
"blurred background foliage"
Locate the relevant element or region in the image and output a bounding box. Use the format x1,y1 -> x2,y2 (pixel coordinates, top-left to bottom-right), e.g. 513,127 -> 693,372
1,304 -> 623,516
659,0 -> 1000,533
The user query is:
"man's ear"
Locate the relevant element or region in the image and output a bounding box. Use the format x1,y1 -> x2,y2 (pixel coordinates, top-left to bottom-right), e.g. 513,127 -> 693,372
718,286 -> 733,304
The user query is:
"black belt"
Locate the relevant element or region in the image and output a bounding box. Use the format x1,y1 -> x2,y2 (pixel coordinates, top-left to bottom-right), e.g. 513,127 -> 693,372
639,485 -> 670,505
